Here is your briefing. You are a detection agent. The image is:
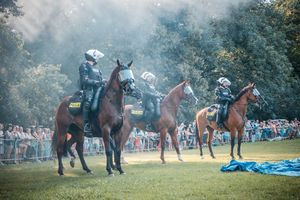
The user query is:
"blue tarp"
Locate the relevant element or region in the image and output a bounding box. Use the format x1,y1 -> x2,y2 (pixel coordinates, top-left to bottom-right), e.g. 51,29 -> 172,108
221,158 -> 300,176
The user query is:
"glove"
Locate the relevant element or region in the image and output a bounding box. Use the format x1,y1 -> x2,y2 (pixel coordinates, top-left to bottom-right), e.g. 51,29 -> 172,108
94,81 -> 101,87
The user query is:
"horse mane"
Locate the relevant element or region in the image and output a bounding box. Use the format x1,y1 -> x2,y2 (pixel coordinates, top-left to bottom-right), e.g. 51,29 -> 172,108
234,86 -> 250,102
102,65 -> 121,96
164,81 -> 185,100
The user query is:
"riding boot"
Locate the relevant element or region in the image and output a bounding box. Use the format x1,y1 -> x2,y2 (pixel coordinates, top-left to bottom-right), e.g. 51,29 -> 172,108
216,107 -> 224,128
83,101 -> 93,137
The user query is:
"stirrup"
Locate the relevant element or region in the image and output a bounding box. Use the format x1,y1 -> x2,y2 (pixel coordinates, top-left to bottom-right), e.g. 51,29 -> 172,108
145,123 -> 152,131
84,123 -> 93,137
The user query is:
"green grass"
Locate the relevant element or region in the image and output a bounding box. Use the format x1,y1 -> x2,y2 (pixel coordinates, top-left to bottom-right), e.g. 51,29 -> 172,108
1,139 -> 300,200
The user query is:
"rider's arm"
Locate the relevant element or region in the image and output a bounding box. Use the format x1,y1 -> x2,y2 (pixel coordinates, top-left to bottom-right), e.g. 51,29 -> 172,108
79,64 -> 100,86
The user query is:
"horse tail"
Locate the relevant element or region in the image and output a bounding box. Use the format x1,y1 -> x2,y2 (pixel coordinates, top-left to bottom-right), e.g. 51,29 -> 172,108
195,120 -> 200,146
51,130 -> 58,159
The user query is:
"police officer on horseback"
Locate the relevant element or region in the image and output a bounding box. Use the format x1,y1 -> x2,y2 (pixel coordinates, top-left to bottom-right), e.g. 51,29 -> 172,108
215,77 -> 234,128
79,49 -> 104,137
140,72 -> 164,130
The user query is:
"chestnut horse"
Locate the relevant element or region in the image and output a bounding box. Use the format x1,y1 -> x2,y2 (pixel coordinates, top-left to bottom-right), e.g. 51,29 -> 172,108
53,60 -> 141,176
114,81 -> 198,165
195,83 -> 262,160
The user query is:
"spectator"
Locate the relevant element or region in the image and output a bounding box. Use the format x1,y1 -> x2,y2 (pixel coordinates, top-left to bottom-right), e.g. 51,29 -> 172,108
0,123 -> 4,165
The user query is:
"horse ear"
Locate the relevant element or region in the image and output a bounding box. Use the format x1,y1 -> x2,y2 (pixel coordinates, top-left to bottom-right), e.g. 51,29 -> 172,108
117,59 -> 120,66
128,60 -> 133,67
252,82 -> 256,88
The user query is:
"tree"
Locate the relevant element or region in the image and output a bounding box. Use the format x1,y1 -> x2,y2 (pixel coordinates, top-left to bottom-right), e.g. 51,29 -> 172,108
8,64 -> 71,127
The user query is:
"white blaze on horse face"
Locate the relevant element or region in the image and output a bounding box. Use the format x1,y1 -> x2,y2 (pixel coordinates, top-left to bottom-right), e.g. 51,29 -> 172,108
119,69 -> 134,83
253,88 -> 260,97
184,85 -> 193,95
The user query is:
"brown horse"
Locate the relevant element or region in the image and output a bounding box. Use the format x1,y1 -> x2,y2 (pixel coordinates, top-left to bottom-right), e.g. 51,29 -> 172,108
53,60 -> 141,176
113,81 -> 198,165
195,83 -> 262,160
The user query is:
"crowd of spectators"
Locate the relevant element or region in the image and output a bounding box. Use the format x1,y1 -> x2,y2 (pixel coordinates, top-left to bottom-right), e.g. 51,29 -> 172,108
0,118 -> 299,165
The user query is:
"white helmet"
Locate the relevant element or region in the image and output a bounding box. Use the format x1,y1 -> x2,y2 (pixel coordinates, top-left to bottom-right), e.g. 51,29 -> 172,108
217,77 -> 231,87
84,49 -> 104,64
141,72 -> 156,84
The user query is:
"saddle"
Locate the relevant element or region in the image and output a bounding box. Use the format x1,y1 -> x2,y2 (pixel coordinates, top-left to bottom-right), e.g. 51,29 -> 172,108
68,87 -> 104,116
207,103 -> 230,123
206,104 -> 219,121
130,102 -> 160,132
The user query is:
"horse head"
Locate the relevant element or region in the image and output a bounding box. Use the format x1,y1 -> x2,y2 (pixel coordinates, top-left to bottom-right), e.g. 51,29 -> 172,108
181,80 -> 198,105
109,59 -> 142,99
241,82 -> 264,106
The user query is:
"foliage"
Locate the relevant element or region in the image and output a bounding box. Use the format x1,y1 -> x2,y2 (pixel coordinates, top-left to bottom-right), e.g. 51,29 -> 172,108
8,64 -> 71,127
146,1 -> 300,120
0,140 -> 300,200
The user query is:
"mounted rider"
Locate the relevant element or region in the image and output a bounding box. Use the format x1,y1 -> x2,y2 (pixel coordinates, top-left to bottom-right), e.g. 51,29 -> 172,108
79,49 -> 104,137
140,72 -> 164,130
215,77 -> 234,128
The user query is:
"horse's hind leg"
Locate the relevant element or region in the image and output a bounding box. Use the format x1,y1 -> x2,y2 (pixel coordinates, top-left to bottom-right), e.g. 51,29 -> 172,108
56,125 -> 68,176
207,127 -> 216,159
237,129 -> 244,159
197,126 -> 205,159
170,127 -> 184,162
75,134 -> 92,174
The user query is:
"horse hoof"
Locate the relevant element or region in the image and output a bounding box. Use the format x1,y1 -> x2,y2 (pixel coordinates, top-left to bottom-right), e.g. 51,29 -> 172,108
87,171 -> 94,175
239,156 -> 243,160
179,159 -> 185,162
161,161 -> 166,164
211,156 -> 216,159
201,156 -> 204,159
108,173 -> 115,177
70,160 -> 75,168
59,174 -> 64,177
120,172 -> 126,175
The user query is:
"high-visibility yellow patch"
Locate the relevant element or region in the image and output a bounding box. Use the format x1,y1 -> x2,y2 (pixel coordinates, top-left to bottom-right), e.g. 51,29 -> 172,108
207,110 -> 217,117
69,102 -> 81,108
131,110 -> 143,115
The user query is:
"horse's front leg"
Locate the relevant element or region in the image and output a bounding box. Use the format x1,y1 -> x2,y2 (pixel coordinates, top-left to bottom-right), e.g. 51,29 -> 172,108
67,136 -> 77,168
103,127 -> 114,176
160,129 -> 168,164
230,129 -> 236,160
113,135 -> 125,174
75,134 -> 93,174
170,128 -> 184,162
237,129 -> 244,159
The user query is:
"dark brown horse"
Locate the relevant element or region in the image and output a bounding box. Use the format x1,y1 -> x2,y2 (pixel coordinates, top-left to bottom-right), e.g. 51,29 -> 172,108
195,83 -> 262,160
53,60 -> 141,176
114,81 -> 198,165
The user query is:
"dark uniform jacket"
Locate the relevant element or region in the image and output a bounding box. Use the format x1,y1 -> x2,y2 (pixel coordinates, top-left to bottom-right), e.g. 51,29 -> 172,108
79,62 -> 102,90
214,86 -> 233,104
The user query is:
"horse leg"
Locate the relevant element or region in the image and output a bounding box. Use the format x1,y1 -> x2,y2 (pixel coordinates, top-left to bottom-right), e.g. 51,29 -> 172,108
237,129 -> 244,159
197,126 -> 205,159
170,127 -> 184,162
57,138 -> 65,176
56,125 -> 68,176
207,127 -> 215,159
75,134 -> 92,174
113,135 -> 125,175
160,129 -> 168,164
230,130 -> 236,160
103,128 -> 114,176
67,136 -> 77,168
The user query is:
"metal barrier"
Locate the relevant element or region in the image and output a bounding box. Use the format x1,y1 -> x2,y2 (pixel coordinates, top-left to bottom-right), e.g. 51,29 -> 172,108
0,127 -> 299,165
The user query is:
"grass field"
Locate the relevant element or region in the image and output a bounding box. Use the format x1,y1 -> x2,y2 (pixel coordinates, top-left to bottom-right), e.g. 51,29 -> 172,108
1,139 -> 300,200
